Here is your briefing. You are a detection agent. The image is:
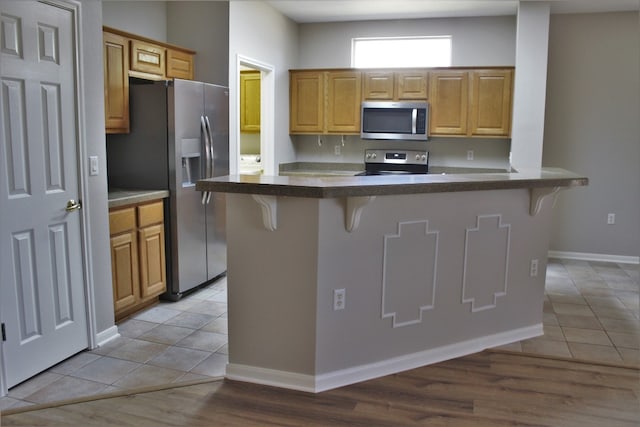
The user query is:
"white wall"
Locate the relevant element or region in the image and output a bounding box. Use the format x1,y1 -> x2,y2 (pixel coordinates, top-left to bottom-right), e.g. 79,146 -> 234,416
543,12 -> 640,259
229,0 -> 299,172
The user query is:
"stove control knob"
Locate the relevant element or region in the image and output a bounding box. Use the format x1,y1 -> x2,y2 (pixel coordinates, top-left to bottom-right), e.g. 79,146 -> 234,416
421,154 -> 427,161
415,154 -> 421,161
365,153 -> 371,159
371,153 -> 377,159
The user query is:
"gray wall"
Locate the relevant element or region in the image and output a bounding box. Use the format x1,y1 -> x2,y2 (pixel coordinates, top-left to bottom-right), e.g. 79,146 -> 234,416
298,15 -> 516,68
543,12 -> 640,259
102,1 -> 229,85
229,0 -> 299,170
293,15 -> 517,168
167,1 -> 229,85
82,0 -> 115,341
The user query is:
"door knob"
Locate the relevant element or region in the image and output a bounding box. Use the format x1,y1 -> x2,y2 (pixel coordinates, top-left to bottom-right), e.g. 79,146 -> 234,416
65,199 -> 82,212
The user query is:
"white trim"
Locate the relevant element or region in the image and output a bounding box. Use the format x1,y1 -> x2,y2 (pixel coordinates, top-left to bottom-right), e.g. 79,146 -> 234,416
95,326 -> 120,348
226,324 -> 542,393
548,250 -> 639,265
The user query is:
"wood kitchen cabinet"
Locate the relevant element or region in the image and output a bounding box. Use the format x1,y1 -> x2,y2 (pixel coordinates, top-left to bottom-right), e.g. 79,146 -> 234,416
289,69 -> 361,134
429,68 -> 513,137
166,48 -> 195,80
469,69 -> 513,137
130,39 -> 165,79
103,26 -> 195,134
429,70 -> 469,136
362,69 -> 428,101
110,200 -> 166,322
240,70 -> 261,132
326,70 -> 361,133
103,31 -> 130,134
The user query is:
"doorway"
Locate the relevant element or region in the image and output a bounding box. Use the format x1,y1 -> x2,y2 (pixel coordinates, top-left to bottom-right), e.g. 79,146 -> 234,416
236,56 -> 275,175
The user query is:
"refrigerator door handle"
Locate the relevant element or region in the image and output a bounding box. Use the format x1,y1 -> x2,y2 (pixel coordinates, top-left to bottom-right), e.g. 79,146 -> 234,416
204,115 -> 214,205
205,116 -> 214,178
200,115 -> 211,205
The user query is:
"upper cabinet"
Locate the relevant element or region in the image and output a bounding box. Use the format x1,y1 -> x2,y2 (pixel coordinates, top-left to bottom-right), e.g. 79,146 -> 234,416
290,67 -> 513,138
103,26 -> 196,134
290,69 -> 362,135
362,69 -> 429,101
240,71 -> 261,133
430,68 -> 513,138
103,31 -> 130,134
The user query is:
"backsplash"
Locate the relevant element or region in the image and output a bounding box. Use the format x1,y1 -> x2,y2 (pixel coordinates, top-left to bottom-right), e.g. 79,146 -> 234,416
291,135 -> 511,169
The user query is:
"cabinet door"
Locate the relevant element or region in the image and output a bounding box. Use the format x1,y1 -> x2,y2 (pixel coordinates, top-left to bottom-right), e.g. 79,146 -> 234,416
166,49 -> 194,80
396,70 -> 429,100
138,224 -> 166,298
110,231 -> 139,313
109,208 -> 138,313
290,71 -> 324,133
240,71 -> 261,132
130,39 -> 165,78
103,31 -> 129,134
429,71 -> 468,136
469,69 -> 513,137
362,71 -> 394,100
326,70 -> 361,134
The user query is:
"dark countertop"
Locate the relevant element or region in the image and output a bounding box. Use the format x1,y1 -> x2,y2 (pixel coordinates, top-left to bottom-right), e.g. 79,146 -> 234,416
196,168 -> 588,199
108,189 -> 170,209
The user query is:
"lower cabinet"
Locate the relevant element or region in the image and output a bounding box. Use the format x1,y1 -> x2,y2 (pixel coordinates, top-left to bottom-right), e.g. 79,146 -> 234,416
109,200 -> 166,322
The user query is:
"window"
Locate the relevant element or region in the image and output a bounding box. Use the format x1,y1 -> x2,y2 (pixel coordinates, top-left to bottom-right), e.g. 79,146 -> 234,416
352,36 -> 452,68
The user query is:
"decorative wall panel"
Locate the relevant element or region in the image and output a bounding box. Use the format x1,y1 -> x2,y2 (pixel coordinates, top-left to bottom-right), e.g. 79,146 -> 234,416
382,220 -> 438,327
462,214 -> 510,312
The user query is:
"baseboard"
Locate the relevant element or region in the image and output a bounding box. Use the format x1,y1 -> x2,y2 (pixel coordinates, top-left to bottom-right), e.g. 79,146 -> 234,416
94,325 -> 120,348
226,324 -> 542,393
548,250 -> 639,265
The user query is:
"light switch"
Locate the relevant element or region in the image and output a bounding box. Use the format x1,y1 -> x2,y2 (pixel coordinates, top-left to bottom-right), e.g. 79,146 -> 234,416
89,156 -> 99,176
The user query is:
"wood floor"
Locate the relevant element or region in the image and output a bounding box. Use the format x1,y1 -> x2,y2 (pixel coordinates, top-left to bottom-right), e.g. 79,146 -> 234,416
2,351 -> 638,426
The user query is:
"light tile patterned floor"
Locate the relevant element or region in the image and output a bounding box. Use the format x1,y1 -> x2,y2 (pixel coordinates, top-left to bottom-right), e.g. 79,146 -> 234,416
1,259 -> 638,411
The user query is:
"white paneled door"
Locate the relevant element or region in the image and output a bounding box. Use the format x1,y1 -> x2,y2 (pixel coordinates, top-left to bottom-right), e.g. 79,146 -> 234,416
0,0 -> 88,389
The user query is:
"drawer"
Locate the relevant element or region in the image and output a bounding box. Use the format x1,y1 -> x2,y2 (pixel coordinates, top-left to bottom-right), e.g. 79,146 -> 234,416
109,207 -> 136,235
137,201 -> 164,227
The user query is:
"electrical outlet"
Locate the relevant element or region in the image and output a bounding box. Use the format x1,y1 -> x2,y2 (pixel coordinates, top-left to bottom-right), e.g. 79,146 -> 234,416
334,145 -> 341,156
333,288 -> 345,311
467,150 -> 474,161
607,213 -> 615,225
530,259 -> 539,277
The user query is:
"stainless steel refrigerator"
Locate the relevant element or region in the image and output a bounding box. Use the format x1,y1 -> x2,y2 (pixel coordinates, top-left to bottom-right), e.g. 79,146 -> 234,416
106,78 -> 228,299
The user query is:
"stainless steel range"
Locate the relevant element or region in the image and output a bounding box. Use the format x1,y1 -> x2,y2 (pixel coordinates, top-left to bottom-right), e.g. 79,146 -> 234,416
359,149 -> 429,175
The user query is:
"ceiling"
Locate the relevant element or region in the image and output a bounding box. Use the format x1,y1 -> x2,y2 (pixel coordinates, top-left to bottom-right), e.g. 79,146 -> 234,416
264,0 -> 640,23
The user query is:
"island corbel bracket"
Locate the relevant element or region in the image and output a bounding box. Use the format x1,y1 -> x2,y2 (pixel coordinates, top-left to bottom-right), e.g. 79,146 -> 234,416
345,196 -> 376,232
252,195 -> 277,231
529,187 -> 562,216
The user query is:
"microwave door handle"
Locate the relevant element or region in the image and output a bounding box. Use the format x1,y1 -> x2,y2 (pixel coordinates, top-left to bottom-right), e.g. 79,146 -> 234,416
411,108 -> 417,134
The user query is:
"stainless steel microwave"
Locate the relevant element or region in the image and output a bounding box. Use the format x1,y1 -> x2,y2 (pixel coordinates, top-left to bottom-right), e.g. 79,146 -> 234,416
361,101 -> 429,141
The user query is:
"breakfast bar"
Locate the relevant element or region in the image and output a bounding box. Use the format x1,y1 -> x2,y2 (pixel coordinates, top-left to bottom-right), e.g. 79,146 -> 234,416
196,169 -> 587,392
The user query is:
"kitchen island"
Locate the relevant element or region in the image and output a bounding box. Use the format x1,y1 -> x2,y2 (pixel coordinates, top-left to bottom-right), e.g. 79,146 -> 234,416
196,169 -> 587,392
